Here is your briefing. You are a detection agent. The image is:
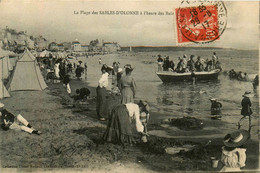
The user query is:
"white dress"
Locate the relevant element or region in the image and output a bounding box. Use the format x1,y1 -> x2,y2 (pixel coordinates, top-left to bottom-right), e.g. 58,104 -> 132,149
220,147 -> 246,172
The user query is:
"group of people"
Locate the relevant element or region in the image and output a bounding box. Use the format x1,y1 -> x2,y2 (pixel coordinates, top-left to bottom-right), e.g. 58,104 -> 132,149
157,52 -> 221,73
0,52 -> 255,171
95,62 -> 149,145
210,91 -> 254,132
208,90 -> 254,171
228,69 -> 249,81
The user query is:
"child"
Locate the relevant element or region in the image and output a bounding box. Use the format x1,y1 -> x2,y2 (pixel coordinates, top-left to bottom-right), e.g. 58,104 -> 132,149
210,98 -> 222,115
63,74 -> 71,95
220,129 -> 250,172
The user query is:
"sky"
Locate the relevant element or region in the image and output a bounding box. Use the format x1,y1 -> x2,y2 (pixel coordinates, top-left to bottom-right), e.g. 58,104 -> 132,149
0,0 -> 259,49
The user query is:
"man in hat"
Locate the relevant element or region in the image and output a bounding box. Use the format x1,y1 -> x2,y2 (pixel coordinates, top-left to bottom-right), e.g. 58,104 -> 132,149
210,98 -> 222,116
0,103 -> 41,135
237,91 -> 253,131
220,129 -> 250,172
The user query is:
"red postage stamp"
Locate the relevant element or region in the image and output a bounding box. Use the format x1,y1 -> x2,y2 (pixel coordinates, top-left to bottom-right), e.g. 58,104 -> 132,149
176,0 -> 227,44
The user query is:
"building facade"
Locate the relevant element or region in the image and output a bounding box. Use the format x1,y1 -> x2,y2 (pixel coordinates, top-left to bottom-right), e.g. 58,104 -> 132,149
72,41 -> 81,52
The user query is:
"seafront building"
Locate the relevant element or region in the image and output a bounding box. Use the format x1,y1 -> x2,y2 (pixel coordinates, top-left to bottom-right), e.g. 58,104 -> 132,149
0,27 -> 121,54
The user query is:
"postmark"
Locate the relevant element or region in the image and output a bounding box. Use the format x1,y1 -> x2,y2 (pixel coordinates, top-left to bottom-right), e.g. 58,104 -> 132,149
175,0 -> 227,44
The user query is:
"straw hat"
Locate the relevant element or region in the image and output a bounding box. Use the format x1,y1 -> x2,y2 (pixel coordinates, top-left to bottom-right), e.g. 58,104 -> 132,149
0,102 -> 4,108
223,129 -> 250,147
242,91 -> 253,98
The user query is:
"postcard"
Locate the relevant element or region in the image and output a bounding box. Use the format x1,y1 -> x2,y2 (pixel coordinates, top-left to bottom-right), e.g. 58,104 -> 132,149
0,0 -> 259,172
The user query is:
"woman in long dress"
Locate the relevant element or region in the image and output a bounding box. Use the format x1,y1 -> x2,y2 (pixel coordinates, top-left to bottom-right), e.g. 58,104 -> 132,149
103,100 -> 149,145
118,64 -> 136,104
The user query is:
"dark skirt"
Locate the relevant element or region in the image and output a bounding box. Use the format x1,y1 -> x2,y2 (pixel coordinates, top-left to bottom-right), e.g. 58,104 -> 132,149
103,104 -> 138,145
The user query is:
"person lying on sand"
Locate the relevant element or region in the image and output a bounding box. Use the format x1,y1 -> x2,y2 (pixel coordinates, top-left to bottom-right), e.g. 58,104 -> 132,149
0,103 -> 41,135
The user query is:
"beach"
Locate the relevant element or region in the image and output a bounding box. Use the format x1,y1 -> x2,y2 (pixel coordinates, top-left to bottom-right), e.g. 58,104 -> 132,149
0,49 -> 259,172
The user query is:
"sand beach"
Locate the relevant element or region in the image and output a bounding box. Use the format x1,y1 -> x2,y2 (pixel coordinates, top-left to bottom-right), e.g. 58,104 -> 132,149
0,50 -> 259,172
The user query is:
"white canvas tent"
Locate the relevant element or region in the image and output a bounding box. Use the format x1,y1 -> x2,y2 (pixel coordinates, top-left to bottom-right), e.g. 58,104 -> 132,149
39,50 -> 50,58
0,79 -> 10,99
7,48 -> 47,91
0,51 -> 13,80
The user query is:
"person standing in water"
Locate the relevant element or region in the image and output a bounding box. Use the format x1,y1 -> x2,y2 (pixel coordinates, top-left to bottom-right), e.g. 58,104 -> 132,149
238,91 -> 253,132
118,64 -> 136,104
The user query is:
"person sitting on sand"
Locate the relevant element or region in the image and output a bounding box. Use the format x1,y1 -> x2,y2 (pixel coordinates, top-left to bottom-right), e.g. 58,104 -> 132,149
103,100 -> 149,145
220,129 -> 250,172
210,98 -> 222,115
0,103 -> 41,135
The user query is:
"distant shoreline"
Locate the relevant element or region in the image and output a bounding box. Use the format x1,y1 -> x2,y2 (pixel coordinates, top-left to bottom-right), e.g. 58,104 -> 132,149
120,46 -> 258,52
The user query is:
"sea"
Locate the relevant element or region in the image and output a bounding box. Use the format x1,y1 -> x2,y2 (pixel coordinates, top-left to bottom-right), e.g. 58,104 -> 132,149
73,47 -> 259,125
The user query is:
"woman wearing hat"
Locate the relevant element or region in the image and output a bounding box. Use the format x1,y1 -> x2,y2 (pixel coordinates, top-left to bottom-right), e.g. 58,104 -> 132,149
237,91 -> 253,130
220,129 -> 250,172
118,64 -> 136,104
103,100 -> 149,145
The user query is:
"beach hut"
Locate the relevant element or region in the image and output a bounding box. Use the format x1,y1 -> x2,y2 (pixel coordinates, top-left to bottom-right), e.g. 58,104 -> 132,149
0,79 -> 10,99
7,48 -> 47,91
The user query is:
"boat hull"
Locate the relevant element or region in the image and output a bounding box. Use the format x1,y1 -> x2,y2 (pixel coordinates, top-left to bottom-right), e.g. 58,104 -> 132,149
156,69 -> 220,83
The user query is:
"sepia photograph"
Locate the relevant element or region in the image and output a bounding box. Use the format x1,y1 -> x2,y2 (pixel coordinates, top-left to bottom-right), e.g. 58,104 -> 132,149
0,0 -> 259,172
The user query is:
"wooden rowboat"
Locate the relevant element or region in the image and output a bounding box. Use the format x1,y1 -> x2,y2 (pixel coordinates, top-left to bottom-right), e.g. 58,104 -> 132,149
156,69 -> 220,83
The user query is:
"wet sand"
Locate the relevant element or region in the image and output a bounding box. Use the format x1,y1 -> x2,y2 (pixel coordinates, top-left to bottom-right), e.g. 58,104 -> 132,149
0,74 -> 259,172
